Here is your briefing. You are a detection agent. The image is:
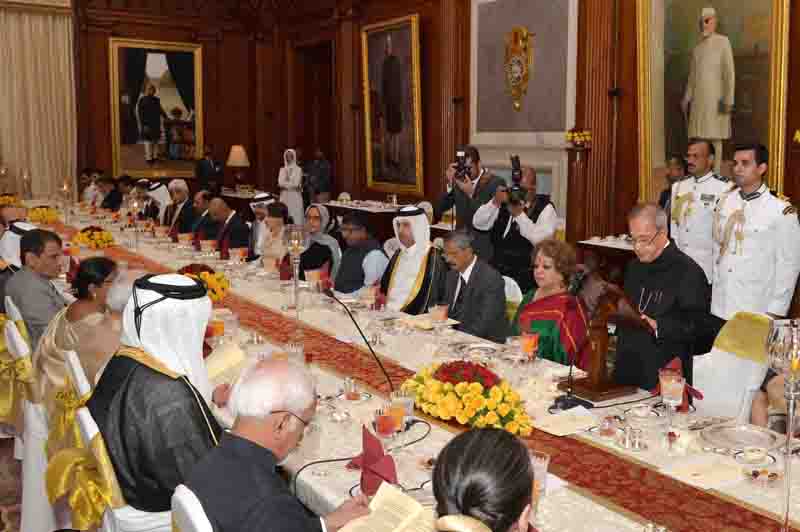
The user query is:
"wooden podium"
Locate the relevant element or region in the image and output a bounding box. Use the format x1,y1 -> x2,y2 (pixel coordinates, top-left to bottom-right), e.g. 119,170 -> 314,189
557,273 -> 642,402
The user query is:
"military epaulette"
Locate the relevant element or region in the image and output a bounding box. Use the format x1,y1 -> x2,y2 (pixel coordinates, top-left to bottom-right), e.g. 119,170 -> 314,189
783,205 -> 797,216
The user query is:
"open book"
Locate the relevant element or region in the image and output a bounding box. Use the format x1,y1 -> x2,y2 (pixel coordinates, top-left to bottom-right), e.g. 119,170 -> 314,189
340,483 -> 435,532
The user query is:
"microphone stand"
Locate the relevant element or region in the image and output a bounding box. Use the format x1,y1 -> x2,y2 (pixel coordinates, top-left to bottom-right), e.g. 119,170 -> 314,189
324,289 -> 395,393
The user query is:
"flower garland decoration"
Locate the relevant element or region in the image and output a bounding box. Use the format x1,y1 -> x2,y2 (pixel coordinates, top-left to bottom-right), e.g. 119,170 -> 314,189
72,226 -> 115,249
178,263 -> 230,303
402,361 -> 533,436
0,194 -> 20,206
29,206 -> 60,224
565,128 -> 592,147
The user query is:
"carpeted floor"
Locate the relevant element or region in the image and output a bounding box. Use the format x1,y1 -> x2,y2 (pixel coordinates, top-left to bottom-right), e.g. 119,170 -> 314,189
0,438 -> 20,532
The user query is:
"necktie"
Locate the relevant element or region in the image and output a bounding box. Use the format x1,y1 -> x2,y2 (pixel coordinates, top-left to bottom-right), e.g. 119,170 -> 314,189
451,275 -> 467,316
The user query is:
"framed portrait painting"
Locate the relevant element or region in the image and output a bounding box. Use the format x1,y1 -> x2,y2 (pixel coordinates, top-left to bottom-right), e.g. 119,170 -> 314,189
361,15 -> 424,196
109,38 -> 204,179
637,1 -> 789,199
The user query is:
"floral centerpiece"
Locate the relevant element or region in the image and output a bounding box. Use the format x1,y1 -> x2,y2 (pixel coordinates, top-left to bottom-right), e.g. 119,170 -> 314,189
0,194 -> 20,206
72,226 -> 115,249
178,263 -> 230,303
29,206 -> 60,224
402,361 -> 533,436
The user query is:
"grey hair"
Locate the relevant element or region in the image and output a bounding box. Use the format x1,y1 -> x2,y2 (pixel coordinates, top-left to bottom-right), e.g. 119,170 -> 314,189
444,229 -> 474,251
228,359 -> 316,421
106,269 -> 148,313
627,202 -> 668,231
168,179 -> 189,193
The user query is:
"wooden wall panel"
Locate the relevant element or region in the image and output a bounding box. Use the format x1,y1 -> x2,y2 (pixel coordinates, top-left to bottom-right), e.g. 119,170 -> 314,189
785,0 -> 800,203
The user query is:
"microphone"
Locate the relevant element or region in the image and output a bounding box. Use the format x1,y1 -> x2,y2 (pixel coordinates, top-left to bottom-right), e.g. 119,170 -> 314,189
550,271 -> 593,413
323,288 -> 395,393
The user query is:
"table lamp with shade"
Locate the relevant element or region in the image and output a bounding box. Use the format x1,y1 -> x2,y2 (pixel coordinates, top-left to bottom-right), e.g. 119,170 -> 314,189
226,145 -> 250,190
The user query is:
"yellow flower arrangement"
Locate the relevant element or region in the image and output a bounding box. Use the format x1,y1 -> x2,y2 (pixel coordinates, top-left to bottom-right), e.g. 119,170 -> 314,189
565,129 -> 592,145
29,207 -> 60,224
72,228 -> 115,249
185,271 -> 230,303
0,194 -> 20,206
401,361 -> 533,437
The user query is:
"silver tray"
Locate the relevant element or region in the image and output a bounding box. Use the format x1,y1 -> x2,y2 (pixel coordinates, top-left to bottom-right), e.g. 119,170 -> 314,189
700,423 -> 782,451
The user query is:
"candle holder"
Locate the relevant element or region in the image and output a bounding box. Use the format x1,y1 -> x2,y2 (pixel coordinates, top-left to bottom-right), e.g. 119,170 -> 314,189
284,224 -> 307,364
20,169 -> 31,200
767,319 -> 800,532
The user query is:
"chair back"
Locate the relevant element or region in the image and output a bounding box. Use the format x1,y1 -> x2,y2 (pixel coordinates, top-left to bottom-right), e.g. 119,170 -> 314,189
383,237 -> 402,258
5,296 -> 22,322
693,312 -> 771,419
172,485 -> 213,532
5,320 -> 30,360
503,276 -> 523,323
337,192 -> 351,201
65,350 -> 92,397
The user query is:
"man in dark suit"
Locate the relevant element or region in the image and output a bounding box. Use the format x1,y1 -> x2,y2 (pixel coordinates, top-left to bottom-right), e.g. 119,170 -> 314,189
192,189 -> 219,241
185,359 -> 369,532
195,145 -> 223,194
97,176 -> 123,212
440,229 -> 508,343
434,145 -> 504,260
163,179 -> 197,237
209,197 -> 250,259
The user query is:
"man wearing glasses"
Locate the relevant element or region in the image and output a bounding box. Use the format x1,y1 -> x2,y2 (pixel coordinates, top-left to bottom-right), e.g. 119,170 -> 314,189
186,359 -> 370,532
613,204 -> 710,389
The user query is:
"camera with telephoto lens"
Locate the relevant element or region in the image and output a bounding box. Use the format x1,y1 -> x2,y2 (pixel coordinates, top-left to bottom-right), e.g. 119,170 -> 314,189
510,154 -> 522,183
508,184 -> 527,206
454,150 -> 470,181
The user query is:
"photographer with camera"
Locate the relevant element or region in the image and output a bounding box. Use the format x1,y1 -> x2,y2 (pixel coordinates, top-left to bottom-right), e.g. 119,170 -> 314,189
473,165 -> 557,292
434,145 -> 504,259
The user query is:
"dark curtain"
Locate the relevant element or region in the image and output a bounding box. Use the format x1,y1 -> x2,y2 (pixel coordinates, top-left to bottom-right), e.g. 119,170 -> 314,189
166,52 -> 195,112
124,49 -> 148,145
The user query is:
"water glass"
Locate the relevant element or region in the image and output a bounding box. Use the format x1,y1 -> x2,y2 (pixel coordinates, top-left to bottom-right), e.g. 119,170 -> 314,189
521,332 -> 540,362
659,368 -> 685,431
342,377 -> 360,401
374,406 -> 399,452
529,450 -> 550,526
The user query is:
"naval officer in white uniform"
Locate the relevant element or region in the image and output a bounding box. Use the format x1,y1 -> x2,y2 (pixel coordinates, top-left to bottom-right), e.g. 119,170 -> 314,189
670,139 -> 729,284
711,143 -> 800,320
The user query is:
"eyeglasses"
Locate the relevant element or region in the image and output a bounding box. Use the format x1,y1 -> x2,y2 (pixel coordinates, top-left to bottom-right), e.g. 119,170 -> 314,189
271,410 -> 310,427
632,230 -> 662,249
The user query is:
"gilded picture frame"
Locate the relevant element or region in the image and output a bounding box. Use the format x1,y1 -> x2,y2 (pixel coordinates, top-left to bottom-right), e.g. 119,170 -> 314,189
109,38 -> 204,179
636,0 -> 789,200
361,15 -> 424,196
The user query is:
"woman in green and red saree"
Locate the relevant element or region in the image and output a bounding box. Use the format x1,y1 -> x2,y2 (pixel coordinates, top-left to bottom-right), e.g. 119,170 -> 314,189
510,239 -> 590,369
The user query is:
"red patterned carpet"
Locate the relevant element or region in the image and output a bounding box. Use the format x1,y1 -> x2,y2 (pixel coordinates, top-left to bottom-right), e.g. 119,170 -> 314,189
0,438 -> 20,532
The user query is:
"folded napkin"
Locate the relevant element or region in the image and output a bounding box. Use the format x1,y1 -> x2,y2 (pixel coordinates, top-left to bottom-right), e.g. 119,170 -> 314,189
650,357 -> 703,412
347,425 -> 397,496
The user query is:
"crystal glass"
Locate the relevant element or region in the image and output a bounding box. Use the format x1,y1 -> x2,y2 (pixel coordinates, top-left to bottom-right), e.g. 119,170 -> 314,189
342,377 -> 360,401
768,319 -> 800,532
374,406 -> 399,452
529,450 -> 550,527
284,224 -> 306,258
659,368 -> 685,432
521,332 -> 540,362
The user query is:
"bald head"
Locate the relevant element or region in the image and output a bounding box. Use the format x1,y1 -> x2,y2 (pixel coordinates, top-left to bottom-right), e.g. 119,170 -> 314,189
208,197 -> 231,223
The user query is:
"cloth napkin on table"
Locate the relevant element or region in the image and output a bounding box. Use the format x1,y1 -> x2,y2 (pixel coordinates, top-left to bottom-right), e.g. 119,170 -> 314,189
650,357 -> 703,412
346,425 -> 398,496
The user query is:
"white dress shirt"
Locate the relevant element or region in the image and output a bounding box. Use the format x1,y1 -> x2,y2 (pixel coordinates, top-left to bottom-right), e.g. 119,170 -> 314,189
472,201 -> 557,244
386,242 -> 429,311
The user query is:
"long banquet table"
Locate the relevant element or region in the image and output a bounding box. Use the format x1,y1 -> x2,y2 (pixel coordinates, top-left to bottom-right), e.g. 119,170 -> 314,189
54,217 -> 799,532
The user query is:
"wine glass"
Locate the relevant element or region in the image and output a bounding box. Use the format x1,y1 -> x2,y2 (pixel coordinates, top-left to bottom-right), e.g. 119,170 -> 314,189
658,368 -> 685,433
284,224 -> 306,259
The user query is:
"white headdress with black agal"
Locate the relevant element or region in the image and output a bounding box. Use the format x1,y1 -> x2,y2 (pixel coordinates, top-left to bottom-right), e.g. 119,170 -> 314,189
121,273 -> 213,401
392,205 -> 430,255
250,192 -> 277,213
0,221 -> 36,268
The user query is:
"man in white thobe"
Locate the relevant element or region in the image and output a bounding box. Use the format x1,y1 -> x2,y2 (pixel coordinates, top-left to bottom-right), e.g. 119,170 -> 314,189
681,7 -> 735,169
670,140 -> 729,284
711,144 -> 800,320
